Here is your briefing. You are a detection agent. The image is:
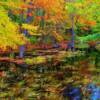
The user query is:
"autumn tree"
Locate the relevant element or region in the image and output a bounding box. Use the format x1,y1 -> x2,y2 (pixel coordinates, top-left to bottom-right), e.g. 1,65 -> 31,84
0,0 -> 39,57
0,4 -> 26,52
65,0 -> 100,49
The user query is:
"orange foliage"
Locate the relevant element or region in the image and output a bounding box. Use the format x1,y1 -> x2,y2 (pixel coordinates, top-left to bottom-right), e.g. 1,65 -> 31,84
81,27 -> 89,31
21,4 -> 33,9
87,21 -> 96,26
78,16 -> 96,27
36,16 -> 42,21
88,41 -> 96,47
33,0 -> 65,22
27,12 -> 33,17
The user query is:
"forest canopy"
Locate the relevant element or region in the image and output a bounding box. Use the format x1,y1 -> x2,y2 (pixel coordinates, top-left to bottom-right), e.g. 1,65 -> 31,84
0,0 -> 100,51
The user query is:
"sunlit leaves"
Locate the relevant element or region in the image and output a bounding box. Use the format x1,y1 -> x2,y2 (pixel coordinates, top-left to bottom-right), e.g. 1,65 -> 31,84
52,31 -> 64,42
22,24 -> 39,36
0,9 -> 26,51
0,0 -> 100,50
65,3 -> 76,14
79,34 -> 100,43
33,0 -> 66,23
66,0 -> 100,33
22,24 -> 38,31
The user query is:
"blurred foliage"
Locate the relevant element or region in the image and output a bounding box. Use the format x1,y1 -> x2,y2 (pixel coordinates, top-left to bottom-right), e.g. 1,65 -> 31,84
0,6 -> 26,50
65,0 -> 100,42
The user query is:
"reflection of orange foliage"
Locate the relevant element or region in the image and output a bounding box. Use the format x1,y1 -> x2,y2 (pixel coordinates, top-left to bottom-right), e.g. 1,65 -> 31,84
79,60 -> 92,75
88,41 -> 96,47
79,60 -> 89,66
0,71 -> 3,77
60,41 -> 68,50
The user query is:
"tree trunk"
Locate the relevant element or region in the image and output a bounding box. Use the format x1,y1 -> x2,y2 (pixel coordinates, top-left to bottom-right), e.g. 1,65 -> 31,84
19,1 -> 33,58
71,14 -> 75,51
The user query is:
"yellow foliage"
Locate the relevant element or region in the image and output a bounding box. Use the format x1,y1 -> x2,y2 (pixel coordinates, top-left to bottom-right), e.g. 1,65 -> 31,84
52,31 -> 64,42
33,56 -> 46,64
22,24 -> 38,31
25,56 -> 47,64
0,10 -> 26,50
33,0 -> 66,22
22,24 -> 40,35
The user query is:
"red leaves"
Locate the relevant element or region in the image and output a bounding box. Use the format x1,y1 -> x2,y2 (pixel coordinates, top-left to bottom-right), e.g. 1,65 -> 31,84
0,71 -> 6,77
27,12 -> 33,17
0,71 -> 3,77
36,16 -> 42,21
59,41 -> 68,50
88,41 -> 96,47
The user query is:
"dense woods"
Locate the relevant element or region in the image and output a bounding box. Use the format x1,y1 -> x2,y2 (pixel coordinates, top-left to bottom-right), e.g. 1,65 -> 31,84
0,0 -> 100,99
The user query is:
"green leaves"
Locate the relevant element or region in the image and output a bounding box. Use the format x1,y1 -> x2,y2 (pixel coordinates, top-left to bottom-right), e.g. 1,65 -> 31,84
65,3 -> 76,14
79,33 -> 100,43
65,0 -> 100,43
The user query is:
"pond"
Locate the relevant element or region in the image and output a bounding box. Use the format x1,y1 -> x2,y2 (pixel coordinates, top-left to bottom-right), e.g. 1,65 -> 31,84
0,49 -> 100,100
